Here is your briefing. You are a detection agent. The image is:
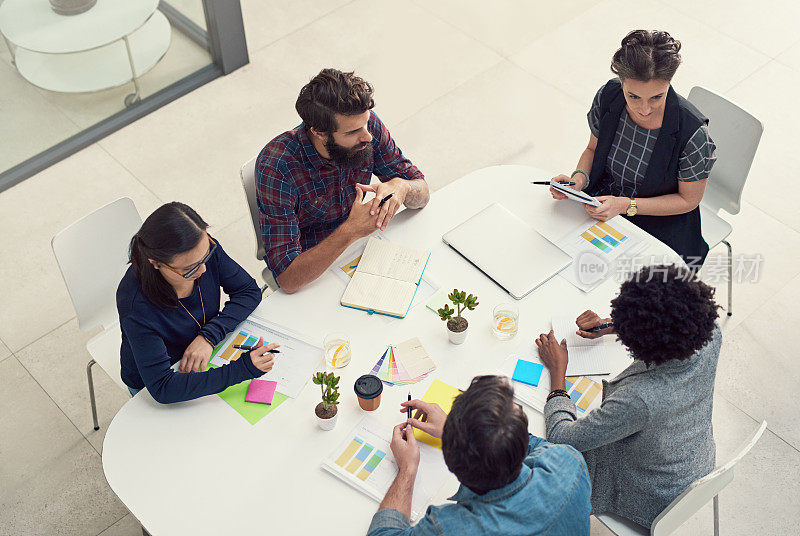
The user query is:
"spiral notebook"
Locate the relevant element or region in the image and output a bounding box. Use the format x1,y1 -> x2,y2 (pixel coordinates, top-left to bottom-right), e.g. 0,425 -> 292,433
340,237 -> 431,318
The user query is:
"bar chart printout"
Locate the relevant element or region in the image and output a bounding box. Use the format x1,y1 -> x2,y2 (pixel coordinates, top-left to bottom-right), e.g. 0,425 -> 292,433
566,376 -> 602,413
580,221 -> 628,253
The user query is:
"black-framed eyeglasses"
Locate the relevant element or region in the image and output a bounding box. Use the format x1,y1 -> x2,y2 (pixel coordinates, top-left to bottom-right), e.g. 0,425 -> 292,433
163,237 -> 217,279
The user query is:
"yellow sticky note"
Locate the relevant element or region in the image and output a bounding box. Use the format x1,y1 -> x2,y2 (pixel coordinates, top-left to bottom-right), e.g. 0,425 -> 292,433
414,379 -> 461,449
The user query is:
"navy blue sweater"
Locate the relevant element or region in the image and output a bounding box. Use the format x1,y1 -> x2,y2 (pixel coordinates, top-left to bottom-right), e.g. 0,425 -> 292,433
116,239 -> 263,403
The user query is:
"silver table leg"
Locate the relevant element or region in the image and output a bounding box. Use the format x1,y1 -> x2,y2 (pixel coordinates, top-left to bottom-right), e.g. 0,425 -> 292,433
122,35 -> 142,107
723,240 -> 733,316
87,359 -> 100,431
1,32 -> 14,66
713,494 -> 720,536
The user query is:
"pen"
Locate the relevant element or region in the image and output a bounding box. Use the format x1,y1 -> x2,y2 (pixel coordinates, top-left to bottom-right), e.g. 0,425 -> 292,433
233,345 -> 280,353
531,181 -> 576,186
378,193 -> 394,207
407,392 -> 412,421
586,322 -> 613,333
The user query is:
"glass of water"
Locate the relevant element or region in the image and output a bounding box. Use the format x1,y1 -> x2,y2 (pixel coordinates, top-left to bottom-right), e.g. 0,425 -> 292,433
324,332 -> 352,368
492,303 -> 519,340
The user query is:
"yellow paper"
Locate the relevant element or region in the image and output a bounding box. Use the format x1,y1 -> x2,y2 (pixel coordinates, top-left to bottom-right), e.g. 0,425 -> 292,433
414,379 -> 461,449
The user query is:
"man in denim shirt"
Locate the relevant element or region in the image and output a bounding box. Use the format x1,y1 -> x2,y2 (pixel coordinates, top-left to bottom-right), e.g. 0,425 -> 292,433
367,376 -> 591,536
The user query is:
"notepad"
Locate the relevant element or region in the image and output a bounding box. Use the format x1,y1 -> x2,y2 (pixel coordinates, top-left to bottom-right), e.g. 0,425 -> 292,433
244,379 -> 277,404
414,379 -> 461,449
340,237 -> 431,318
551,316 -> 611,376
512,359 -> 544,387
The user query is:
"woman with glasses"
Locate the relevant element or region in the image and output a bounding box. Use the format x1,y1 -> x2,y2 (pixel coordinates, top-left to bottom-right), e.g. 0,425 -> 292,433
117,202 -> 275,403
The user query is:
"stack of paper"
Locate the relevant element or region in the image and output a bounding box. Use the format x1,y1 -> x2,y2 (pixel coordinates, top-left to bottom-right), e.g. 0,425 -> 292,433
551,316 -> 612,376
369,337 -> 436,385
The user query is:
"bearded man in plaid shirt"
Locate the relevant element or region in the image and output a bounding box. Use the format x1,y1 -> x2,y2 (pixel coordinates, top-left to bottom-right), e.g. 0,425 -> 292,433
255,68 -> 429,293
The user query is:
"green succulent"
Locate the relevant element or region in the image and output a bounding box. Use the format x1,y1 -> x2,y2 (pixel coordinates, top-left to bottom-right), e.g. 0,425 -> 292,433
437,289 -> 479,324
312,371 -> 340,410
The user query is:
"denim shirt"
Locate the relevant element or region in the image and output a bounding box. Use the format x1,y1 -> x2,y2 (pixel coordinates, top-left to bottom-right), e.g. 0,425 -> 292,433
366,435 -> 591,536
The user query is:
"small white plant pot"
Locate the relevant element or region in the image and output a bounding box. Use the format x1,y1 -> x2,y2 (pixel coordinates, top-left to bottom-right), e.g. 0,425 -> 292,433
448,325 -> 469,345
316,409 -> 338,431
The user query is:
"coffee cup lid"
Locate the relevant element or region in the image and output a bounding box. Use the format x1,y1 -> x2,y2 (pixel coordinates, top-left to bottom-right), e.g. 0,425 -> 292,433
354,375 -> 383,399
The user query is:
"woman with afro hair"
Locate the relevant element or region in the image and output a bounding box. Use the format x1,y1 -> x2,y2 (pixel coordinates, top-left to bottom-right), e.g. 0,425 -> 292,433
536,264 -> 721,529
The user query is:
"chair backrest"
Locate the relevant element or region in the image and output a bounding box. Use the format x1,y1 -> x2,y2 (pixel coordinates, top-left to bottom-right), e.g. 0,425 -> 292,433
687,86 -> 763,216
52,197 -> 142,332
651,421 -> 768,535
240,156 -> 265,261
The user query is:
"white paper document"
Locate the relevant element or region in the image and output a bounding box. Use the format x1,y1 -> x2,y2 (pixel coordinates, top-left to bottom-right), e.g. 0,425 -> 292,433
322,417 -> 451,522
551,316 -> 611,376
550,180 -> 601,207
209,316 -> 323,398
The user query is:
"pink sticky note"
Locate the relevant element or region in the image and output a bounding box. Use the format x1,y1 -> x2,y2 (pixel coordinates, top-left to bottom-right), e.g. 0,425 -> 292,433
245,379 -> 277,404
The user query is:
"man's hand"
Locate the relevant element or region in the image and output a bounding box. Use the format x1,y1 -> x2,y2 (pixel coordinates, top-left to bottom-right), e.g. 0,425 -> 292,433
550,173 -> 586,200
179,335 -> 213,372
585,195 -> 627,221
356,178 -> 410,231
536,330 -> 569,377
390,422 -> 420,476
343,187 -> 380,239
400,400 -> 447,438
576,310 -> 614,339
249,337 -> 281,374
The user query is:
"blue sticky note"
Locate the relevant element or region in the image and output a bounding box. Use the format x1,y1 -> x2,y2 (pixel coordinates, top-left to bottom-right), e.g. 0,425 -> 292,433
512,359 -> 544,387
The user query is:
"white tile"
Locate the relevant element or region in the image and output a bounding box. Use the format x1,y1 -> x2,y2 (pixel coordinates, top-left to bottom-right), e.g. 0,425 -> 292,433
671,396 -> 800,535
699,201 -> 800,330
667,0 -> 800,58
713,274 -> 800,450
240,0 -> 353,53
0,357 -> 128,536
776,38 -> 800,72
512,0 -> 769,106
15,319 -> 131,454
251,0 -> 503,127
412,0 -> 601,57
0,144 -> 163,351
391,60 -> 588,192
213,215 -> 269,286
98,514 -> 143,536
39,29 -> 213,130
97,59 -> 299,231
0,338 -> 10,362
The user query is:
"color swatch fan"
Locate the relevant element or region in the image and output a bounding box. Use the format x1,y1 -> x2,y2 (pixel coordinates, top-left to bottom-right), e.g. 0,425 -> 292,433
368,337 -> 436,385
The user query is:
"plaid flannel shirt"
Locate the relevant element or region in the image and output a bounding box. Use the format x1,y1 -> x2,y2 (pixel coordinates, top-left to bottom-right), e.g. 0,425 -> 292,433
255,111 -> 424,279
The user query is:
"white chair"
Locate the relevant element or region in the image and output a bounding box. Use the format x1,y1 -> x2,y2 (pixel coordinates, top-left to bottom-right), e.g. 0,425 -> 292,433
688,86 -> 763,317
597,420 -> 768,536
52,197 -> 142,430
240,156 -> 277,291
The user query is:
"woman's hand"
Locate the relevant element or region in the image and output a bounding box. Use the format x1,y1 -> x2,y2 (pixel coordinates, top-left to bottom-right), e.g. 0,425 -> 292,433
179,335 -> 213,373
550,174 -> 585,200
536,330 -> 568,375
249,337 -> 281,373
585,195 -> 627,221
576,310 -> 614,339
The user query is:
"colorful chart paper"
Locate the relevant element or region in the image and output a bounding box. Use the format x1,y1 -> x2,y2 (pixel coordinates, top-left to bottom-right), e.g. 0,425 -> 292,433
565,375 -> 603,413
580,221 -> 628,254
369,338 -> 435,385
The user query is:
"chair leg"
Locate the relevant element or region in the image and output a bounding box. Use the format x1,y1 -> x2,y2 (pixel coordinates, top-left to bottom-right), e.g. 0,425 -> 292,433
713,494 -> 720,536
142,526 -> 152,536
723,240 -> 733,317
87,359 -> 100,431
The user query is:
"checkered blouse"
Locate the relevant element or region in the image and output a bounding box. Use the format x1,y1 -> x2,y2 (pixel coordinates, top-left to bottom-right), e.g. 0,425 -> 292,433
588,83 -> 717,198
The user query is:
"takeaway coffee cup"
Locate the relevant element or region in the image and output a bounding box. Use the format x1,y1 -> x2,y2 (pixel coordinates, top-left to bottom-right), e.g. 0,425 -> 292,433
354,375 -> 383,411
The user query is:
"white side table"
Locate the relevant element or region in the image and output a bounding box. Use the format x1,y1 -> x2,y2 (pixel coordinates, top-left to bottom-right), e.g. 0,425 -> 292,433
0,0 -> 172,106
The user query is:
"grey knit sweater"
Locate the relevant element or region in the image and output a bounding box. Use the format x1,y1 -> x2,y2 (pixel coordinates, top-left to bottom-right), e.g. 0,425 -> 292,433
544,324 -> 722,528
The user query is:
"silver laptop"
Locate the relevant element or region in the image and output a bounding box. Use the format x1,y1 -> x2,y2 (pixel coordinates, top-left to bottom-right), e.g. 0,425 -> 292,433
442,203 -> 572,299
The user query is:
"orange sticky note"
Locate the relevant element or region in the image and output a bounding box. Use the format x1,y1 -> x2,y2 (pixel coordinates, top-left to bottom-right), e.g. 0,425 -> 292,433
414,379 -> 461,449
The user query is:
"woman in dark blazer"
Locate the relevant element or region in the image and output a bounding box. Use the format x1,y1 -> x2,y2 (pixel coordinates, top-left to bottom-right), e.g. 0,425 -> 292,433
551,30 -> 717,266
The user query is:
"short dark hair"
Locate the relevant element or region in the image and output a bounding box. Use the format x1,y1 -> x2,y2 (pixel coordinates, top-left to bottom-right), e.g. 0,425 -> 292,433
129,202 -> 208,309
610,264 -> 719,366
442,376 -> 529,494
611,29 -> 682,82
295,68 -> 374,134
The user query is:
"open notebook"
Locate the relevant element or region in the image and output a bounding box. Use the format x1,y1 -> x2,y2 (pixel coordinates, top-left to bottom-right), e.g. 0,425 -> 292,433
340,237 -> 431,318
552,316 -> 612,376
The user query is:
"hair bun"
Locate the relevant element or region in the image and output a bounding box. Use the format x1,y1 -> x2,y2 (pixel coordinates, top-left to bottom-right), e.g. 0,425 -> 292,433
621,29 -> 649,48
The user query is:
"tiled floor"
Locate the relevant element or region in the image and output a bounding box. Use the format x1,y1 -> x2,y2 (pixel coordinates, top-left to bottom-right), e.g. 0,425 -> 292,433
1,1 -> 799,535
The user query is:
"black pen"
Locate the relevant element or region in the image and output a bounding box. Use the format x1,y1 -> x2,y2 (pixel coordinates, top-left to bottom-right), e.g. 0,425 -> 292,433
407,392 -> 412,420
532,181 -> 576,186
233,345 -> 280,353
586,322 -> 613,333
378,193 -> 394,207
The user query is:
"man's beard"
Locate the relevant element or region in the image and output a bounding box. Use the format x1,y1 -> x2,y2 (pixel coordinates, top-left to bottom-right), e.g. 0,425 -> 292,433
325,135 -> 373,169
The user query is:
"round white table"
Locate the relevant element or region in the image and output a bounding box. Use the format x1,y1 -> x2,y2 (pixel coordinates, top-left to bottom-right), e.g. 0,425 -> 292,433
102,166 -> 682,535
0,0 -> 171,104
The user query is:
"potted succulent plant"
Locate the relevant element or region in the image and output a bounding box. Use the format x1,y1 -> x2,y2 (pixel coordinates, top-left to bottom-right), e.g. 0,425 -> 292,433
438,289 -> 479,345
312,371 -> 340,431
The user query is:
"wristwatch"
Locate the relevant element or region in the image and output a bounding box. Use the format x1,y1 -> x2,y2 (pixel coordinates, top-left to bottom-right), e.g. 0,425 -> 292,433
626,198 -> 638,217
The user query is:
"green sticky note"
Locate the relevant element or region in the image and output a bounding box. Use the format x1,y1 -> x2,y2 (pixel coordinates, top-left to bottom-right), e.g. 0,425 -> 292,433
425,288 -> 449,314
217,379 -> 289,425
